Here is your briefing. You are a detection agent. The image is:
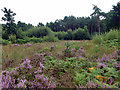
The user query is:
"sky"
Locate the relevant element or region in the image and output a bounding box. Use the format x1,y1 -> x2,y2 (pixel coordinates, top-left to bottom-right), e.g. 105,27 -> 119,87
0,0 -> 119,26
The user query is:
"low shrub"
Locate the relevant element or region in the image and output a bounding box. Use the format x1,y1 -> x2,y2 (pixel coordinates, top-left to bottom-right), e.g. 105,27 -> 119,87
26,26 -> 53,38
9,34 -> 16,43
92,35 -> 104,44
16,38 -> 43,44
2,39 -> 11,45
103,30 -> 118,41
55,27 -> 91,40
73,28 -> 91,40
101,39 -> 118,48
44,56 -> 73,76
16,39 -> 27,44
63,42 -> 86,58
55,31 -> 67,40
92,29 -> 118,45
74,72 -> 89,85
64,42 -> 71,57
29,37 -> 43,43
64,29 -> 74,40
43,35 -> 58,42
1,58 -> 56,88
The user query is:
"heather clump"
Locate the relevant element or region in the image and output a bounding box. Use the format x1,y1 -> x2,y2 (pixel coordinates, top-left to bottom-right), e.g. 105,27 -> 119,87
63,42 -> 86,58
30,53 -> 47,68
70,48 -> 76,57
1,58 -> 56,88
76,48 -> 86,57
64,42 -> 72,57
112,50 -> 120,60
95,54 -> 113,63
94,50 -> 120,70
50,45 -> 55,51
24,43 -> 32,48
97,63 -> 107,69
10,44 -> 20,47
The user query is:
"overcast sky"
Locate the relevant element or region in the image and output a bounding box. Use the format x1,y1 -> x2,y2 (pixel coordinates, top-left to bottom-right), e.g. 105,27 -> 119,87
0,0 -> 119,26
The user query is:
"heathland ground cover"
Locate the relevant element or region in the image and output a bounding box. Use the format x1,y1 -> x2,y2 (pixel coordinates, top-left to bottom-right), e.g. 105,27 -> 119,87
1,30 -> 119,88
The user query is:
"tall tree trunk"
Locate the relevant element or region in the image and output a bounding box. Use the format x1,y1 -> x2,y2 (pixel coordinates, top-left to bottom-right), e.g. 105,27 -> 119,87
98,17 -> 101,35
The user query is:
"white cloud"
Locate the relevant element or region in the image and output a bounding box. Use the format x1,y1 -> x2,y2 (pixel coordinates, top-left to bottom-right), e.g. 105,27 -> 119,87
0,0 -> 119,26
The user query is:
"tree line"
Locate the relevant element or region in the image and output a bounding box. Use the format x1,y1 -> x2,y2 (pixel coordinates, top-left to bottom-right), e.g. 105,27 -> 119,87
1,2 -> 120,41
46,2 -> 120,34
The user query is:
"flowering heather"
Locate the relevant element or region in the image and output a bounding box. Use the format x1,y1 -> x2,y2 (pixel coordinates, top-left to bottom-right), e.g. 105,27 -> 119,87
77,48 -> 86,56
10,69 -> 18,75
44,52 -> 52,57
112,50 -> 120,60
24,43 -> 32,48
10,44 -> 20,47
30,53 -> 47,67
17,79 -> 27,88
97,63 -> 107,69
71,48 -> 76,52
113,62 -> 120,70
1,58 -> 56,88
78,55 -> 84,59
50,46 -> 55,51
117,63 -> 120,68
39,62 -> 44,69
95,50 -> 120,63
70,48 -> 76,57
95,54 -> 112,62
86,79 -> 98,88
76,84 -> 87,88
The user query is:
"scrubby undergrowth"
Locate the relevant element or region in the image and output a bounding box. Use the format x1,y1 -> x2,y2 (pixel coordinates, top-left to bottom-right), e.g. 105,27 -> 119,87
1,40 -> 119,88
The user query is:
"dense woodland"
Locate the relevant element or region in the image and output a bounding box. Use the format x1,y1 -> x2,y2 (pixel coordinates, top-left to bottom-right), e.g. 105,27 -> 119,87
0,2 -> 120,44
